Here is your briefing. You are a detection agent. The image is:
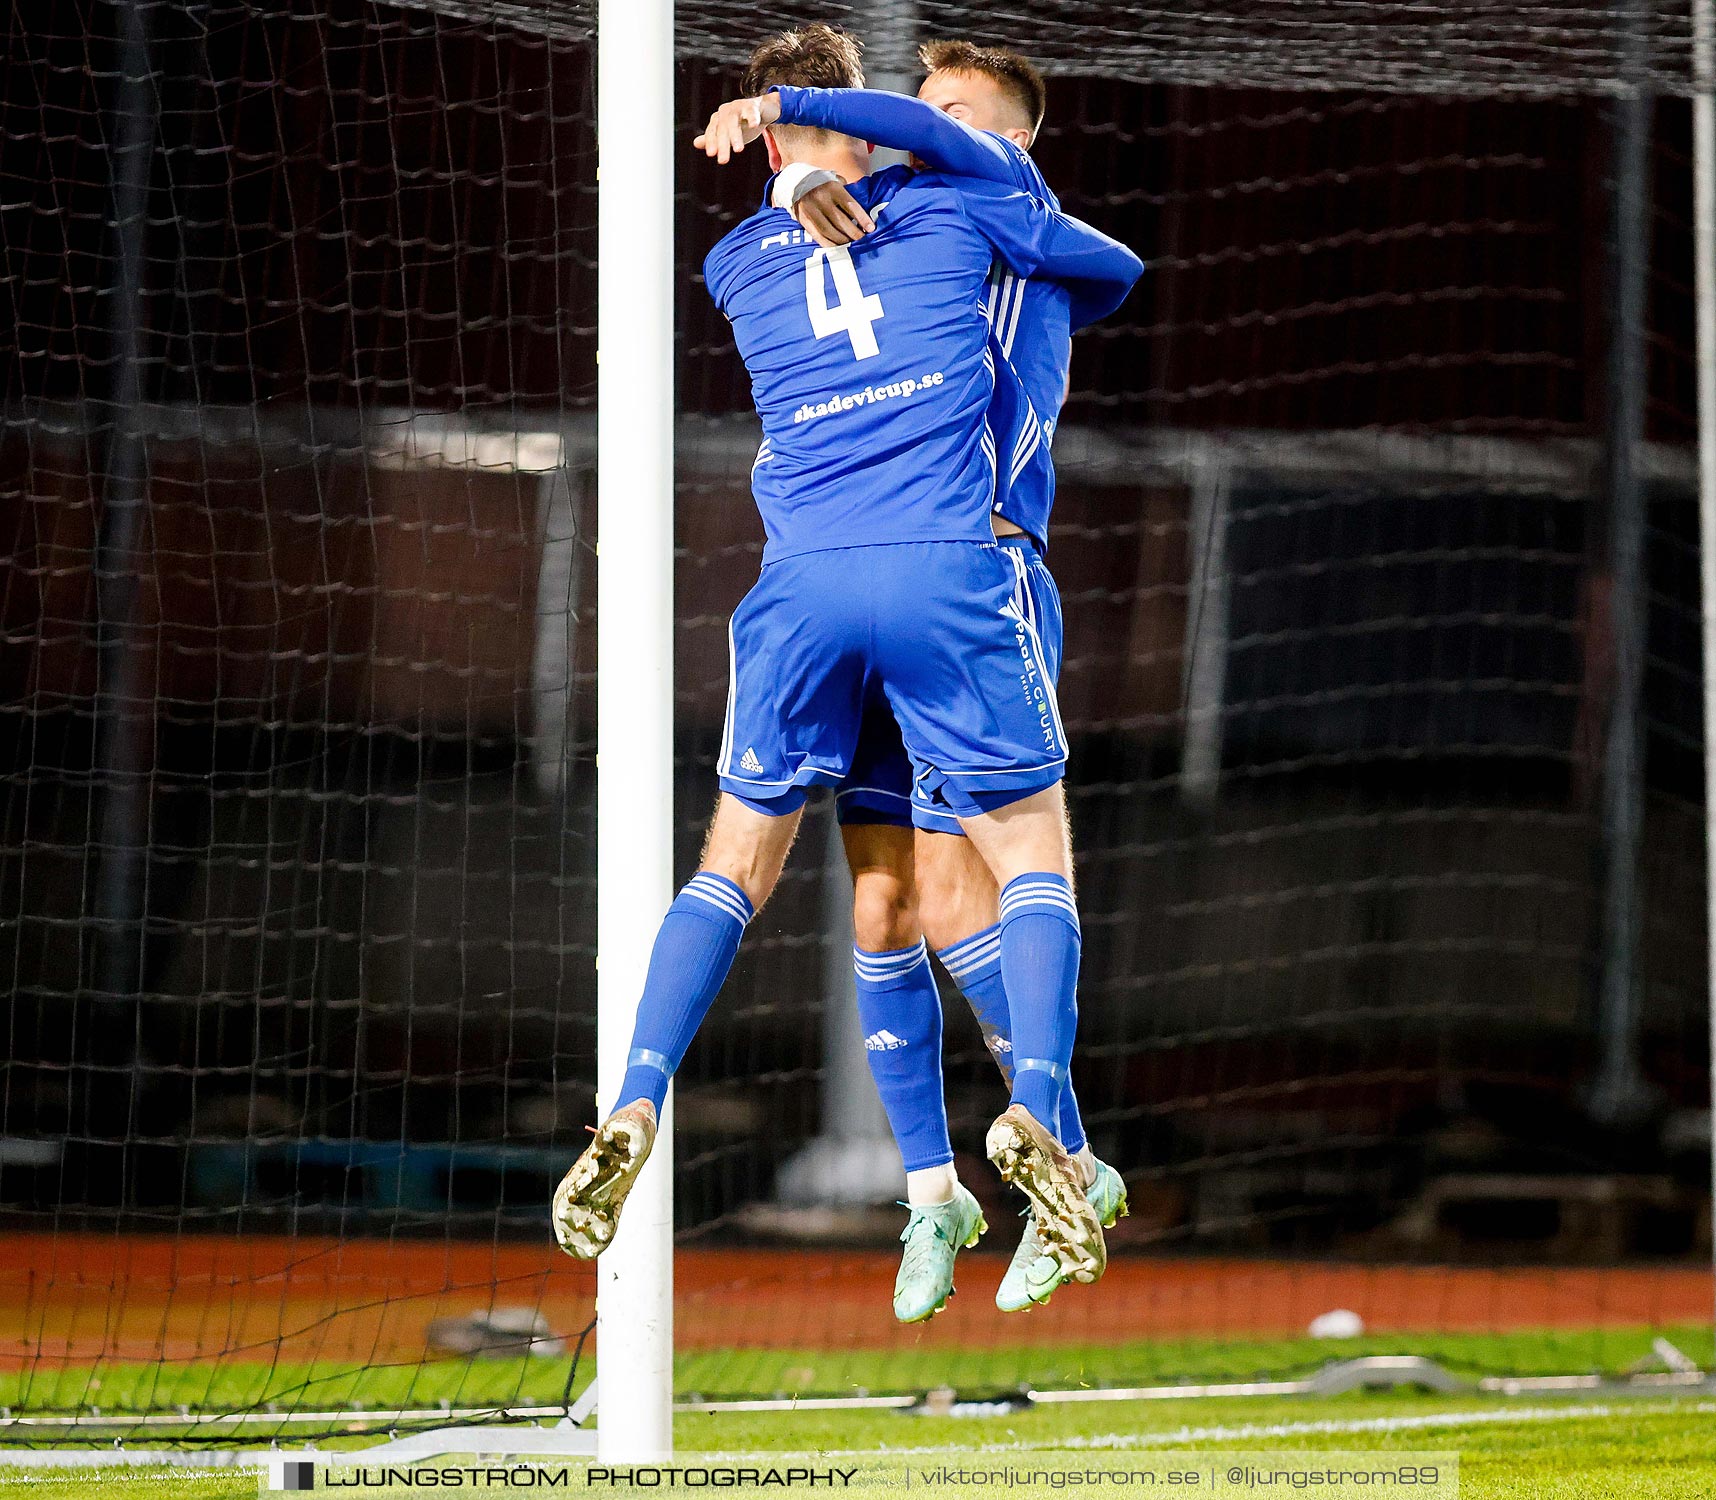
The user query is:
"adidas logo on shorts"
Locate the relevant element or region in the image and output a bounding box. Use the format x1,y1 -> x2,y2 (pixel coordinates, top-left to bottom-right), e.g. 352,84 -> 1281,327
865,1029 -> 908,1052
739,746 -> 764,774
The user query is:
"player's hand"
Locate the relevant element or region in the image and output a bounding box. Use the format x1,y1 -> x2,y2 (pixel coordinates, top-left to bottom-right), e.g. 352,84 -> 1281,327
792,180 -> 875,249
694,95 -> 781,163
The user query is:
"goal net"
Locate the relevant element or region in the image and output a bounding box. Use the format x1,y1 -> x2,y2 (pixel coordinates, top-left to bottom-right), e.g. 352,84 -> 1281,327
0,0 -> 1708,1452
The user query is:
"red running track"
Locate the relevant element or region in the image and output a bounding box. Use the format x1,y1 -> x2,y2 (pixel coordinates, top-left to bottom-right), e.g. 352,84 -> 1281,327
1,1235 -> 1707,1369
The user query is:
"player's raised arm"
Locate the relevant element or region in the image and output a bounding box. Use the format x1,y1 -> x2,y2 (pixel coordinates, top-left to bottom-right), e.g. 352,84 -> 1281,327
694,94 -> 775,165
773,86 -> 1022,185
693,92 -> 878,246
945,176 -> 1143,327
696,85 -> 1030,251
692,87 -> 1018,181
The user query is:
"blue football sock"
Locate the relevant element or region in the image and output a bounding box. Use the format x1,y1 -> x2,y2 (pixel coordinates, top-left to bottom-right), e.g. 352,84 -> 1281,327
615,871 -> 753,1113
996,873 -> 1082,1128
854,940 -> 953,1172
1057,1083 -> 1090,1158
939,923 -> 1089,1156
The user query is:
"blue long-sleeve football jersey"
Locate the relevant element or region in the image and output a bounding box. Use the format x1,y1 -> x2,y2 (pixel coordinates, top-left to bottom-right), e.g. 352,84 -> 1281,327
704,166 -> 1141,563
773,85 -> 1141,546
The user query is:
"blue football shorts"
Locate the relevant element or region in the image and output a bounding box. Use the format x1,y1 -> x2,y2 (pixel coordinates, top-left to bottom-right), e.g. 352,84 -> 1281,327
835,535 -> 1062,836
716,539 -> 1067,821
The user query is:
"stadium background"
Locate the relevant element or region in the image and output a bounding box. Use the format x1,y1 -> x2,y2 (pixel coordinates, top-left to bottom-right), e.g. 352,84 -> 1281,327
0,0 -> 1710,1427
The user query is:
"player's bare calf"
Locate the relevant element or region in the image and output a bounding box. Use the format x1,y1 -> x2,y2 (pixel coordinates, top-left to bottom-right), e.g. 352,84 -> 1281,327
985,1102 -> 1106,1284
552,1100 -> 658,1259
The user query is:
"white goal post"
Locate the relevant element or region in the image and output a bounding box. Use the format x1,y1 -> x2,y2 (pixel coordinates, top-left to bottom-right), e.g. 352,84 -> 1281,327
594,0 -> 678,1464
1692,0 -> 1716,1345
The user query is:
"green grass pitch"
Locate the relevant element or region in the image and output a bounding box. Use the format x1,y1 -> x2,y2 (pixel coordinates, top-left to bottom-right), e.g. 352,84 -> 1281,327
2,1394 -> 1714,1498
5,1324 -> 1711,1415
2,1327 -> 1712,1497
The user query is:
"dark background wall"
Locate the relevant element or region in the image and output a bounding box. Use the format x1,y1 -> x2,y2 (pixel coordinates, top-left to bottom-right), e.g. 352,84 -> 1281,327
0,0 -> 1706,1255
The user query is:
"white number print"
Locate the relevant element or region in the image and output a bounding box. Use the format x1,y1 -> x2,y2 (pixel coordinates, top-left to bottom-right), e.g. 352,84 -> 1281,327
804,246 -> 884,360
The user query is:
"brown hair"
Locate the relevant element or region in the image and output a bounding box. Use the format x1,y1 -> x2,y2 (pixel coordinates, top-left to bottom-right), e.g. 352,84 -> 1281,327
918,39 -> 1046,139
742,22 -> 865,96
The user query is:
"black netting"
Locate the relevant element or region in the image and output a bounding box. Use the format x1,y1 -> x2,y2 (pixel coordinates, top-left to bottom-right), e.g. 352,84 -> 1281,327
0,0 -> 1707,1446
395,0 -> 1700,95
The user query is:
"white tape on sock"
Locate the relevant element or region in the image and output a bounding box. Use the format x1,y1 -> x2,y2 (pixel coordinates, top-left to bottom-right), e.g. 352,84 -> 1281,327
905,1164 -> 958,1207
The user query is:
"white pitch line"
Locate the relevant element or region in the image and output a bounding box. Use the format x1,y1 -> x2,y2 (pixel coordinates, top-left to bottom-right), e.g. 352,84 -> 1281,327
1062,1402 -> 1715,1448
0,1473 -> 253,1485
4,1397 -> 1710,1475
687,1398 -> 1716,1460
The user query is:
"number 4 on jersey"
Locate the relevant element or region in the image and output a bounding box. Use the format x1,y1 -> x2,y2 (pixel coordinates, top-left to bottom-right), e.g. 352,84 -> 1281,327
804,246 -> 883,360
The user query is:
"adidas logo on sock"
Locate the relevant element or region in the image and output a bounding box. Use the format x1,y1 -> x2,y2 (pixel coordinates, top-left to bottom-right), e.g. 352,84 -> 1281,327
739,746 -> 764,774
865,1029 -> 908,1051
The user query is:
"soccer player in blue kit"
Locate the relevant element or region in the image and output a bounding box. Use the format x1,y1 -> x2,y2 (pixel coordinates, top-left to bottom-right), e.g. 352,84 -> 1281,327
551,23 -> 1141,1312
693,39 -> 1135,1317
